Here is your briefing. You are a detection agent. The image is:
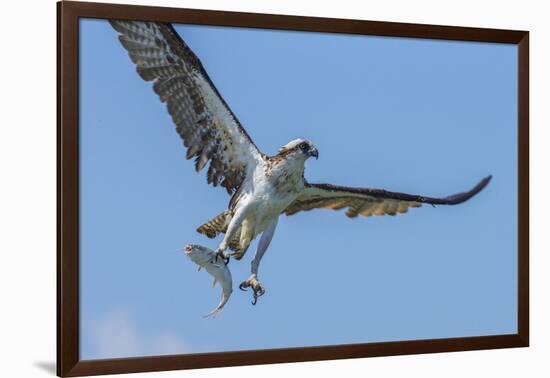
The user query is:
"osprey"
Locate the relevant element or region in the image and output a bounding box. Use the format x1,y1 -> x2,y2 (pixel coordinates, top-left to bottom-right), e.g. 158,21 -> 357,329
110,20 -> 492,304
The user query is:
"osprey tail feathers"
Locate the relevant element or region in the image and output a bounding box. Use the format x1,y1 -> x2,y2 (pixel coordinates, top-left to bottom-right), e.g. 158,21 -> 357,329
196,211 -> 249,258
197,210 -> 232,238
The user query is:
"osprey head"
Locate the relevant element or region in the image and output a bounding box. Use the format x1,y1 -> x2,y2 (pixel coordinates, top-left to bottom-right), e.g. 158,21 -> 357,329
277,139 -> 319,160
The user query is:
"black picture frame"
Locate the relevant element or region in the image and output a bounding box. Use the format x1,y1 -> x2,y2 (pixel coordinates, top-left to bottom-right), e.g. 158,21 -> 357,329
58,1 -> 529,376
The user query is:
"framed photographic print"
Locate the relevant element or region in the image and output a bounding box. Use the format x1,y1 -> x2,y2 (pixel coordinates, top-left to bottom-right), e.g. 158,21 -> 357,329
57,1 -> 529,376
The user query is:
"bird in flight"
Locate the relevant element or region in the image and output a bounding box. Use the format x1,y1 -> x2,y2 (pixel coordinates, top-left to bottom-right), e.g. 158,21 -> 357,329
110,20 -> 491,304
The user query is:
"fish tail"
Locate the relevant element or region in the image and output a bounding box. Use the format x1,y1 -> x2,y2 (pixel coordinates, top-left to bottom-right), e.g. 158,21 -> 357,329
203,289 -> 232,318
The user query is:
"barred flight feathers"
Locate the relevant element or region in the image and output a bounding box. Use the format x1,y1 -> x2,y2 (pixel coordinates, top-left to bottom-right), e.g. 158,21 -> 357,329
110,20 -> 265,194
284,175 -> 492,218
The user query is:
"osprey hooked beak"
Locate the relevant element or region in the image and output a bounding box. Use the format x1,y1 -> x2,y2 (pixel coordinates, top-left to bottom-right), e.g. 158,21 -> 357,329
309,147 -> 319,159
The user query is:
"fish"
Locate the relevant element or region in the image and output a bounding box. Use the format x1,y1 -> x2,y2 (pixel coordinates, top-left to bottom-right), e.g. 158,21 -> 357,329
184,244 -> 233,318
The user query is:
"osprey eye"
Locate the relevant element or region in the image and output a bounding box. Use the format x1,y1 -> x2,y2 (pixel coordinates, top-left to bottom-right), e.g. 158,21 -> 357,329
299,142 -> 308,150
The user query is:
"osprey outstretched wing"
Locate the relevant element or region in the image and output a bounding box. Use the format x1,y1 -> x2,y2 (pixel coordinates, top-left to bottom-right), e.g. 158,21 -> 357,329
110,20 -> 265,193
285,176 -> 492,218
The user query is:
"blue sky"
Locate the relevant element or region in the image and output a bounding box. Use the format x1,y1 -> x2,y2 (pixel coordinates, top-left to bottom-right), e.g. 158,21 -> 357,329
79,19 -> 518,359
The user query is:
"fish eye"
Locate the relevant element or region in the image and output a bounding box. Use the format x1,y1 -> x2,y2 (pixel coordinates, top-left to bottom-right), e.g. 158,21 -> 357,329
299,142 -> 308,150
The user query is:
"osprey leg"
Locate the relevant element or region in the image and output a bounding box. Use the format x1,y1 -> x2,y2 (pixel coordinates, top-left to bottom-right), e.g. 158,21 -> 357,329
239,219 -> 278,304
231,218 -> 253,260
215,207 -> 247,263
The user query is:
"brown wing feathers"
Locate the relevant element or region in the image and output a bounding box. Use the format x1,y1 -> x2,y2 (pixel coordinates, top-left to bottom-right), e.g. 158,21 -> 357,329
285,175 -> 492,218
110,20 -> 263,194
310,175 -> 492,206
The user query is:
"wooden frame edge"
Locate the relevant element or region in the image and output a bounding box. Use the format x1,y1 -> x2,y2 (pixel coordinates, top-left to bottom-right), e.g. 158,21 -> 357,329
59,0 -> 527,42
517,33 -> 529,346
65,334 -> 525,377
57,1 -> 530,376
58,1 -> 80,376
